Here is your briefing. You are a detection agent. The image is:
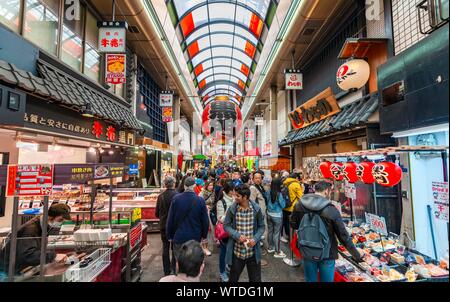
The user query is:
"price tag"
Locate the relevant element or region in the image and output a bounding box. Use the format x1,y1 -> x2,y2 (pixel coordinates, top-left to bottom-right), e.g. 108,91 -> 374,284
365,212 -> 388,236
132,208 -> 142,223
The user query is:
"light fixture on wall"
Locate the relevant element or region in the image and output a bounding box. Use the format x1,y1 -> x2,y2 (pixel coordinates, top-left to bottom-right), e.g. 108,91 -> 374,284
88,147 -> 96,153
99,147 -> 104,154
81,103 -> 94,118
108,150 -> 114,155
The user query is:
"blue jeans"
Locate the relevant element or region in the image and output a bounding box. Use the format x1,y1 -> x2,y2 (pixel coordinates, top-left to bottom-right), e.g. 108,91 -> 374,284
303,259 -> 336,282
219,239 -> 228,274
267,214 -> 282,252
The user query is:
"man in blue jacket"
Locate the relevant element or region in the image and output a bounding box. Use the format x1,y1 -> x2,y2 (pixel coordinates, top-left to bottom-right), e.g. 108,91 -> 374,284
224,184 -> 265,282
166,177 -> 210,260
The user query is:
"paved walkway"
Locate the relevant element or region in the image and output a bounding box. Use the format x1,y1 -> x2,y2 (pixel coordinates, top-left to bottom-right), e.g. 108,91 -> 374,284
140,233 -> 305,282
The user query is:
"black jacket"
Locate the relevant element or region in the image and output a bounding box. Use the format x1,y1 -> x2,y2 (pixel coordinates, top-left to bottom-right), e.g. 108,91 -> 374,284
1,217 -> 56,273
155,189 -> 178,234
290,194 -> 361,261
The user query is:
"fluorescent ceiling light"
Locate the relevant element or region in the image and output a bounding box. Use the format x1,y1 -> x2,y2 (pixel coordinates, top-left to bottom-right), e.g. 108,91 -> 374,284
392,123 -> 449,138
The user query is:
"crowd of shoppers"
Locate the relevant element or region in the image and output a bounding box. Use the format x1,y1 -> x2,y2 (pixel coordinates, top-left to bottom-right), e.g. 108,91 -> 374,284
156,165 -> 363,282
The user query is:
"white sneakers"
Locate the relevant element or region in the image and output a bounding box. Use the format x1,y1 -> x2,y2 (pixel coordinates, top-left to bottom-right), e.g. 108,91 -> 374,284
267,249 -> 276,253
274,251 -> 287,258
280,237 -> 289,243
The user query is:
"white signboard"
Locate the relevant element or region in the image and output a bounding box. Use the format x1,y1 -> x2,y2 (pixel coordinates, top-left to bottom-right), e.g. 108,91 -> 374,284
255,116 -> 264,126
344,182 -> 356,200
365,212 -> 388,236
159,92 -> 174,107
432,181 -> 449,221
98,25 -> 126,53
285,69 -> 303,90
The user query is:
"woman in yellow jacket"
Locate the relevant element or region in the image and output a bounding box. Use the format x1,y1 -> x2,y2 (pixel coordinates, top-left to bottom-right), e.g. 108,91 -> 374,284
281,173 -> 304,243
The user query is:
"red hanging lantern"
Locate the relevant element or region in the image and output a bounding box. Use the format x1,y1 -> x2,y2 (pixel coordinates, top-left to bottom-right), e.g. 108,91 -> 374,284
319,161 -> 333,179
343,162 -> 359,183
357,161 -> 376,184
372,162 -> 403,187
330,162 -> 344,181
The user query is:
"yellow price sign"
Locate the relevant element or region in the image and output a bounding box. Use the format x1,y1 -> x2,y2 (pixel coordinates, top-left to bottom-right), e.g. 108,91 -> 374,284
132,208 -> 142,223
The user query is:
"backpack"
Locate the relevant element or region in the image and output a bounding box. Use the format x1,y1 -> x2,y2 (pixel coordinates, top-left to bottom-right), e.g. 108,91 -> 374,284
281,183 -> 294,208
297,204 -> 332,262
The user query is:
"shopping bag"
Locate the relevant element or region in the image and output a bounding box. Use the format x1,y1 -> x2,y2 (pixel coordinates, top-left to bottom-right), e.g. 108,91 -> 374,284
214,221 -> 229,241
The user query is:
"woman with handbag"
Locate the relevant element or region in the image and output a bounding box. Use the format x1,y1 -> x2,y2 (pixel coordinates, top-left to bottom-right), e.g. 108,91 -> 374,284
215,180 -> 235,282
199,181 -> 216,256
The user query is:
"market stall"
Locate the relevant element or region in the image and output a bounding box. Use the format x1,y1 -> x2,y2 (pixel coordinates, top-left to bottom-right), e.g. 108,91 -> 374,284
314,145 -> 449,282
0,163 -> 151,282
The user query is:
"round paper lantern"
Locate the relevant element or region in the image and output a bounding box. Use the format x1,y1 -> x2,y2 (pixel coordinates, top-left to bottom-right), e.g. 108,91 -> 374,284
343,162 -> 359,183
330,162 -> 344,181
201,100 -> 242,137
357,161 -> 376,184
372,162 -> 403,187
336,59 -> 370,91
319,161 -> 333,179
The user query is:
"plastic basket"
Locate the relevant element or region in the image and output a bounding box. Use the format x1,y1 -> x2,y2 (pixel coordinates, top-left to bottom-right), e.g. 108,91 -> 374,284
65,248 -> 111,282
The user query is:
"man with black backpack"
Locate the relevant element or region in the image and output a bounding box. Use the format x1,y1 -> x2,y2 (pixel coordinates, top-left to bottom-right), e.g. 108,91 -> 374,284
290,181 -> 364,282
166,177 -> 210,261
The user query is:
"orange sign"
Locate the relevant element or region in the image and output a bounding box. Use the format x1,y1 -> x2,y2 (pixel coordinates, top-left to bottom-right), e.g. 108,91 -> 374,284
105,54 -> 126,84
162,107 -> 173,122
288,87 -> 340,130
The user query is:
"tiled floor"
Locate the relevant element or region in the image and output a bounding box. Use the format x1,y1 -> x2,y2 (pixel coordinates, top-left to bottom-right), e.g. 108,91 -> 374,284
140,233 -> 305,282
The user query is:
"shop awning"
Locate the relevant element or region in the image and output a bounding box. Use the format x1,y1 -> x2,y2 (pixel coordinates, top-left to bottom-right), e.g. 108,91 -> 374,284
0,59 -> 142,131
279,93 -> 379,146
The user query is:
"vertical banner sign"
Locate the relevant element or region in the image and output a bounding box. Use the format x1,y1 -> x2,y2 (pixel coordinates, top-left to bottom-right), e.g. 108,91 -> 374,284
6,165 -> 53,197
255,116 -> 264,126
365,212 -> 388,236
162,107 -> 173,122
105,54 -> 126,84
285,69 -> 303,90
432,181 -> 449,221
98,21 -> 127,53
245,129 -> 255,140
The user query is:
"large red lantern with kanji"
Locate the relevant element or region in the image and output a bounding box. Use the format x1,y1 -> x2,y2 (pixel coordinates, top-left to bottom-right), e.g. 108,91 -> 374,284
319,161 -> 333,179
202,100 -> 242,137
330,162 -> 344,181
357,161 -> 376,184
343,162 -> 358,183
372,162 -> 403,187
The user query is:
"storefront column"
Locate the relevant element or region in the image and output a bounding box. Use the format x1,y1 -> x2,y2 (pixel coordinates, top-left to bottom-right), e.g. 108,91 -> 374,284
172,96 -> 181,171
270,86 -> 278,158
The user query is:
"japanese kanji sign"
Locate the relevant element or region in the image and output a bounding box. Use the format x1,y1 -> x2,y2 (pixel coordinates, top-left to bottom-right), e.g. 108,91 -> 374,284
162,107 -> 173,122
6,165 -> 53,197
105,54 -> 126,84
432,181 -> 449,221
159,91 -> 174,107
98,23 -> 126,53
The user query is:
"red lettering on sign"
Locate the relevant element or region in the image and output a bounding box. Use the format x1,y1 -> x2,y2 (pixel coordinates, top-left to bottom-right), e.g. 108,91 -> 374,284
92,121 -> 103,139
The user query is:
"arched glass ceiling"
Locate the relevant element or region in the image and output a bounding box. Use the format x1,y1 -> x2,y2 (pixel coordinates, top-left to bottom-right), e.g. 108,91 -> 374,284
166,0 -> 278,107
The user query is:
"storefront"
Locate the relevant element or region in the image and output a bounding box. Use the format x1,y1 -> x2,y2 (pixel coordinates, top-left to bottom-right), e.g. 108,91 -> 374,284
378,24 -> 449,260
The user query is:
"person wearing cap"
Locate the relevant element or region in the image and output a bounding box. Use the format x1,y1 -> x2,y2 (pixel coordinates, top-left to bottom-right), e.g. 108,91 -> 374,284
156,176 -> 178,276
166,177 -> 210,260
2,204 -> 72,273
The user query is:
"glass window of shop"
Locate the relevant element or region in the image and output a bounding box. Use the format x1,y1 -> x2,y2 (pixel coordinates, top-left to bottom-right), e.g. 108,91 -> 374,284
61,2 -> 84,72
23,0 -> 60,55
0,0 -> 21,32
83,10 -> 100,83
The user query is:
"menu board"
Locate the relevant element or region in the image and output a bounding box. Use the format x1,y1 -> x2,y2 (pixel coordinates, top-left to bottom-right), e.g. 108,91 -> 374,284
6,165 -> 53,197
432,181 -> 449,221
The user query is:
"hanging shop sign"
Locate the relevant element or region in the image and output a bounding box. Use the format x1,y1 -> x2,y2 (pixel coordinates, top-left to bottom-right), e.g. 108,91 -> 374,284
330,162 -> 345,181
263,142 -> 272,156
336,59 -> 370,91
98,21 -> 127,53
365,212 -> 388,236
255,116 -> 264,126
372,162 -> 403,187
245,129 -> 255,140
162,107 -> 173,122
319,161 -> 334,179
6,165 -> 53,197
24,98 -> 135,146
285,69 -> 303,90
343,162 -> 359,183
129,164 -> 139,175
159,91 -> 174,107
288,87 -> 340,129
105,54 -> 126,85
432,181 -> 449,221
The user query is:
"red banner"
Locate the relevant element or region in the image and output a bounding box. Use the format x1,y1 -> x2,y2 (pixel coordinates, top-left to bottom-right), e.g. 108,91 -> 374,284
6,165 -> 53,197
